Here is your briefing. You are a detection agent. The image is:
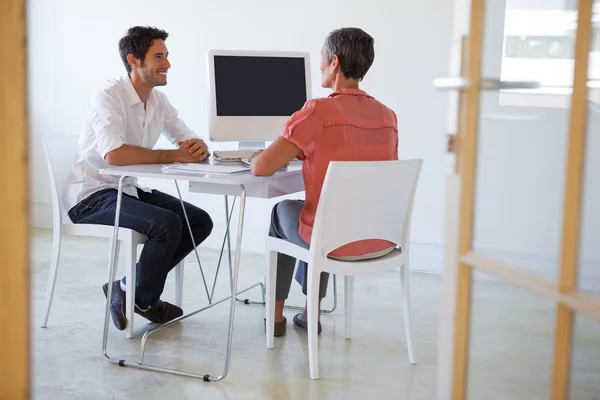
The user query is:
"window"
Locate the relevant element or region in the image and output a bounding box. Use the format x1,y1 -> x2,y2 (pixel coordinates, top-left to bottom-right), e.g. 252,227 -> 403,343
505,35 -> 575,59
564,0 -> 600,11
499,2 -> 600,108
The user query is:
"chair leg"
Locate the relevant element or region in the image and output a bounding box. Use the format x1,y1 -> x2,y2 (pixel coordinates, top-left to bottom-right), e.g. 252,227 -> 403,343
41,229 -> 62,328
175,261 -> 184,308
124,240 -> 137,339
265,250 -> 277,349
282,261 -> 338,314
401,263 -> 417,365
344,276 -> 354,340
307,266 -> 321,380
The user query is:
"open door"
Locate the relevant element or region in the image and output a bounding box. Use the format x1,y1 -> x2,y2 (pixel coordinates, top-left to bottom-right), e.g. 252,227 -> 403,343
0,0 -> 31,398
435,0 -> 599,398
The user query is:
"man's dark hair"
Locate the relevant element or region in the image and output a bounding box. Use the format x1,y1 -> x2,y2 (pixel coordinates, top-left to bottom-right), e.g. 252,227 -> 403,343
323,27 -> 375,81
118,26 -> 169,74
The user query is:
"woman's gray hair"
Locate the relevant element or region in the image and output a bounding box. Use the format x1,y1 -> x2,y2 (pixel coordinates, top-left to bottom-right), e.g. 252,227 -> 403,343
323,27 -> 375,81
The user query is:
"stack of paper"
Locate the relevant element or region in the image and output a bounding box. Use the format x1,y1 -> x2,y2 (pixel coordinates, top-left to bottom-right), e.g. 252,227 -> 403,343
240,158 -> 291,171
161,163 -> 250,175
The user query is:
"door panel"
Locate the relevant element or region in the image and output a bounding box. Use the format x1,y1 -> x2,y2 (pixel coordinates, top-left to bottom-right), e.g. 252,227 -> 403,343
472,1 -> 576,283
0,0 -> 30,398
435,0 -> 599,399
578,25 -> 600,293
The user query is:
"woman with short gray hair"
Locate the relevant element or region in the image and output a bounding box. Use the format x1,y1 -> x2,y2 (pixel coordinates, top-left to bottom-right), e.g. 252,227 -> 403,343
249,27 -> 399,337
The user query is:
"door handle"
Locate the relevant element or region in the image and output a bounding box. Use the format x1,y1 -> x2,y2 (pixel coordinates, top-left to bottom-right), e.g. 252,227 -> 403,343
447,134 -> 459,154
433,77 -> 540,91
481,79 -> 540,90
432,77 -> 471,90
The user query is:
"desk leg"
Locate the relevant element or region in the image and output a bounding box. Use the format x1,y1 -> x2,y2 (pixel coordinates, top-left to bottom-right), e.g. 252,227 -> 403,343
102,184 -> 262,382
173,180 -> 212,303
206,195 -> 261,302
229,194 -> 338,314
225,195 -> 233,291
239,273 -> 338,314
139,186 -> 248,381
221,195 -> 266,304
102,175 -> 126,357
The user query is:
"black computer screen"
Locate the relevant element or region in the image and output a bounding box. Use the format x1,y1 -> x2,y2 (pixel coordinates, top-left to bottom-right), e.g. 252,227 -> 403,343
213,55 -> 307,116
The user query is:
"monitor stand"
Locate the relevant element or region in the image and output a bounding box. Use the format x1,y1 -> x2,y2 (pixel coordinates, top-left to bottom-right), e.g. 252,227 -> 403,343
237,141 -> 266,151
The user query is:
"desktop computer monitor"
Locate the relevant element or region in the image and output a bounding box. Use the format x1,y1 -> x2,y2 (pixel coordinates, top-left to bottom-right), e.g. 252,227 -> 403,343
207,49 -> 312,148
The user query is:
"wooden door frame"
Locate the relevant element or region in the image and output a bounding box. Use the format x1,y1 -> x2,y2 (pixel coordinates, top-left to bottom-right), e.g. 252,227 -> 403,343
551,0 -> 594,397
445,0 -> 598,399
0,0 -> 31,399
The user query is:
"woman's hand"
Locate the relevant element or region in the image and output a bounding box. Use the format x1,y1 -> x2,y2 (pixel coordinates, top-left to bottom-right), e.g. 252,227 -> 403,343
247,149 -> 264,162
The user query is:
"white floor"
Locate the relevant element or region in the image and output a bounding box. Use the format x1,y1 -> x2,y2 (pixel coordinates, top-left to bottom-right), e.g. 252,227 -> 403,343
30,229 -> 600,400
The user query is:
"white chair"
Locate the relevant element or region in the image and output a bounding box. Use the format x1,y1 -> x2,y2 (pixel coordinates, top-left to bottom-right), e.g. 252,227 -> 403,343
265,159 -> 423,379
40,135 -> 184,339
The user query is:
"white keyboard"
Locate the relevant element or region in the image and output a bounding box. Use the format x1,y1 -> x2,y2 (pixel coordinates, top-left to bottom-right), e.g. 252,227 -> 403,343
213,149 -> 256,161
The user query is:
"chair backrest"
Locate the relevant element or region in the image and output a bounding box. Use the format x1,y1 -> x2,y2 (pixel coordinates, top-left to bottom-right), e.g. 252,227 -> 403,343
41,135 -> 80,226
310,159 -> 423,256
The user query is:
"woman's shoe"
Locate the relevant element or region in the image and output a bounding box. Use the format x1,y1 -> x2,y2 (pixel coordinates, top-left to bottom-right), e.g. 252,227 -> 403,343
265,316 -> 287,337
293,312 -> 322,335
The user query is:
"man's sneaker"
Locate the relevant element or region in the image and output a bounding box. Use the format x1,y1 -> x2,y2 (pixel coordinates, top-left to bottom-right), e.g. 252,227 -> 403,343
102,280 -> 127,331
135,300 -> 183,324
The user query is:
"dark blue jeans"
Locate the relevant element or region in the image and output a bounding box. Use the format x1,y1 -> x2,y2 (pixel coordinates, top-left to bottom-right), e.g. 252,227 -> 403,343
68,188 -> 213,309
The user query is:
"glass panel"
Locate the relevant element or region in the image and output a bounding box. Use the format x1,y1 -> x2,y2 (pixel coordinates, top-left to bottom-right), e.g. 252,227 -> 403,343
472,0 -> 579,282
569,314 -> 600,398
467,270 -> 555,399
578,5 -> 600,293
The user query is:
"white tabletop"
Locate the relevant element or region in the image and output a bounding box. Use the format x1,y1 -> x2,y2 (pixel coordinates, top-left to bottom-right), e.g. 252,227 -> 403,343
100,163 -> 305,198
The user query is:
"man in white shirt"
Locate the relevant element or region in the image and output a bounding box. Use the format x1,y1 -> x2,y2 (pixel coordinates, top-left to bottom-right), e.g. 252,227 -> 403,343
66,26 -> 214,331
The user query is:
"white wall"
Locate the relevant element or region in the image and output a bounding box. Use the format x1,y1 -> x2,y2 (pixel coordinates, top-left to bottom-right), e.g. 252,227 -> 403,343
28,0 -> 453,264
28,0 -> 599,290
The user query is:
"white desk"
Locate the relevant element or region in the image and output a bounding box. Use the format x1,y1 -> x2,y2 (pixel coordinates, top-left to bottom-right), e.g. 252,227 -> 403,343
99,164 -> 306,382
187,164 -> 304,198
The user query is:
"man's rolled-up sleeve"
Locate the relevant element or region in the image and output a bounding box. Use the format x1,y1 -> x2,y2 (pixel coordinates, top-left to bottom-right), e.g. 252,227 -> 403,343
91,92 -> 127,159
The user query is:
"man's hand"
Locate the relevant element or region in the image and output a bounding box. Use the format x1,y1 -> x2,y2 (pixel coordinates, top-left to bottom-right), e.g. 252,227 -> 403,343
178,139 -> 209,162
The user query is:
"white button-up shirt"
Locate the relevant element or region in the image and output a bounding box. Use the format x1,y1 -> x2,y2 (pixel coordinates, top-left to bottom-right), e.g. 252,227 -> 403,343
65,76 -> 197,213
